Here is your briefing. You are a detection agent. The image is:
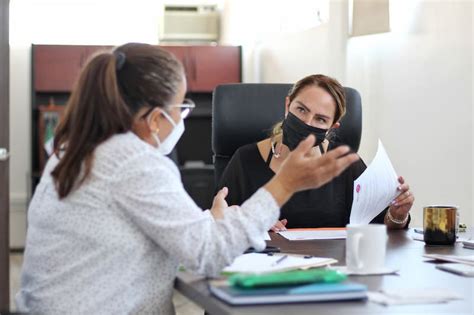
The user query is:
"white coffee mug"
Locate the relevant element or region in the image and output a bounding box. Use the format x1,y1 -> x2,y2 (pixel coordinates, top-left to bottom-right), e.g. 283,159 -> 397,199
346,224 -> 388,273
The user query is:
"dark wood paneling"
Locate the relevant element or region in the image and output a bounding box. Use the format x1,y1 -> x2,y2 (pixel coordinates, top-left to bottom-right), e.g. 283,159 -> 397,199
161,45 -> 241,92
33,45 -> 112,92
83,45 -> 113,67
160,46 -> 192,86
0,0 -> 10,311
33,45 -> 84,92
190,46 -> 241,92
34,45 -> 241,94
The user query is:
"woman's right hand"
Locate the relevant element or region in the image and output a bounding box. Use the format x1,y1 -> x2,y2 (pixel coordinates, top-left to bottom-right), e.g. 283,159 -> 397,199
270,219 -> 288,232
264,135 -> 359,206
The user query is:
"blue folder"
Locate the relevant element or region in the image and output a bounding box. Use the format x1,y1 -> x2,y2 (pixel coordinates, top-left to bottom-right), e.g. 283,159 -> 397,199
209,281 -> 368,305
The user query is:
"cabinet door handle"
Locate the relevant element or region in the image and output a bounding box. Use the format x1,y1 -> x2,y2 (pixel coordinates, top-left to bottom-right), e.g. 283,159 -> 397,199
192,55 -> 197,81
184,55 -> 190,82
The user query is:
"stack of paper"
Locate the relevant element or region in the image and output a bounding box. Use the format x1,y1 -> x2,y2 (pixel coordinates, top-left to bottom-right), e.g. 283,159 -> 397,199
222,253 -> 337,274
350,140 -> 399,224
278,228 -> 347,241
368,288 -> 462,305
423,254 -> 474,266
462,240 -> 474,249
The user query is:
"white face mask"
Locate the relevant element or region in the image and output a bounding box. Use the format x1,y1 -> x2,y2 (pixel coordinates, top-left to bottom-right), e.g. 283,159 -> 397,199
148,109 -> 185,155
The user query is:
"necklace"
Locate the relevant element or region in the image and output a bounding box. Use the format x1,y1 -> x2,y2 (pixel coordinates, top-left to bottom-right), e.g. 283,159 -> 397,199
271,140 -> 282,158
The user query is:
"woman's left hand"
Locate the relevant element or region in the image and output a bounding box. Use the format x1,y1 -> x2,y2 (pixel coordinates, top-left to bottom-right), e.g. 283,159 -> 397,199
210,187 -> 229,220
210,187 -> 240,220
389,176 -> 414,219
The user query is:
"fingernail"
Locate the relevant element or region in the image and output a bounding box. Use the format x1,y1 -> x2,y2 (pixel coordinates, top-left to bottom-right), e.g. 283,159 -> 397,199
391,200 -> 396,205
397,186 -> 402,190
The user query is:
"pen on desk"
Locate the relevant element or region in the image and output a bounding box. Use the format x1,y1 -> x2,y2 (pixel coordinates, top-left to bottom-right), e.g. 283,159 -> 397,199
271,255 -> 288,266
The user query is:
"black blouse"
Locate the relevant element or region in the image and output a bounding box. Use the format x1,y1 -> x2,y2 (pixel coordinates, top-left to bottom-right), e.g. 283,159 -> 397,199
217,142 -> 388,228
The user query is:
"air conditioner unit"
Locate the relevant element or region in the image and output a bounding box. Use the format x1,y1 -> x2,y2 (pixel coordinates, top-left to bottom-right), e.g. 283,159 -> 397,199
159,5 -> 220,42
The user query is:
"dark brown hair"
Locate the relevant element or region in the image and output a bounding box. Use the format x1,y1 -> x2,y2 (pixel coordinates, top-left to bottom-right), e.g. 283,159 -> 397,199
51,43 -> 184,198
271,74 -> 346,142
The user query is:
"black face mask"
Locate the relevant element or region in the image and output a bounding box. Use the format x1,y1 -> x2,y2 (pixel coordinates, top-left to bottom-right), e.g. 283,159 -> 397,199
282,112 -> 328,151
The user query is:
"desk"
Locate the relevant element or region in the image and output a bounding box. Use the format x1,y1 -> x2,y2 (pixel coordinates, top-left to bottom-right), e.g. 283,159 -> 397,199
175,229 -> 474,314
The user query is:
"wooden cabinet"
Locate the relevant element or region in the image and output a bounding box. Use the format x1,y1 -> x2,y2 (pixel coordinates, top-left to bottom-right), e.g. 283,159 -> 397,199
33,45 -> 111,92
161,45 -> 241,92
191,46 -> 241,91
34,46 -> 83,92
160,46 -> 192,86
34,45 -> 241,93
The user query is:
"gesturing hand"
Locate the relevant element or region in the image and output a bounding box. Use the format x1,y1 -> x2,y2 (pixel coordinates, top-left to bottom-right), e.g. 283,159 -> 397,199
265,135 -> 359,206
283,135 -> 359,191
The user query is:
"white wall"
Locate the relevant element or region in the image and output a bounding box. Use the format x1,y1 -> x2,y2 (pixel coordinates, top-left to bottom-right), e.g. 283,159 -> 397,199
220,0 -> 331,82
253,0 -> 472,227
9,44 -> 30,248
346,0 -> 472,226
472,0 -> 474,227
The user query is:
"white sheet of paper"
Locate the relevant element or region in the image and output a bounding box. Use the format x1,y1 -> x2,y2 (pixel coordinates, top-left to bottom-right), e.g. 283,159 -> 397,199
264,232 -> 271,241
350,140 -> 399,224
278,230 -> 347,241
423,254 -> 474,266
368,288 -> 462,305
222,253 -> 336,274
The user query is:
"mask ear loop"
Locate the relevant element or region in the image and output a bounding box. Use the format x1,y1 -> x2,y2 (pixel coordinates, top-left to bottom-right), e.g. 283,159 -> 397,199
146,108 -> 164,147
151,127 -> 161,147
146,107 -> 180,147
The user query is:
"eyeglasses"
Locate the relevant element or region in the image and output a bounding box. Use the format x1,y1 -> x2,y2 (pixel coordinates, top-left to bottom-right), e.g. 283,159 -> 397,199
167,98 -> 195,119
141,98 -> 196,120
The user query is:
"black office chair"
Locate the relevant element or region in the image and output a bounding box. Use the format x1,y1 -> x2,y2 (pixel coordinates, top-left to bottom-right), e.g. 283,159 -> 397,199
212,83 -> 362,185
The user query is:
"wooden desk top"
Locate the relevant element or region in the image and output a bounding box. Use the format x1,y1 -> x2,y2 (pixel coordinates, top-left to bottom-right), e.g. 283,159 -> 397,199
175,229 -> 474,315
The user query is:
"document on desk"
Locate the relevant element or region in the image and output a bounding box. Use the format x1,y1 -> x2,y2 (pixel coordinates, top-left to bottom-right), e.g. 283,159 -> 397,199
278,228 -> 347,241
349,140 -> 399,224
423,254 -> 474,266
222,253 -> 337,274
264,232 -> 271,241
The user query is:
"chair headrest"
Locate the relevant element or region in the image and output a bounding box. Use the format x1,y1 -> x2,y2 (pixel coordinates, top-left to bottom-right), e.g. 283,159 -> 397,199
212,84 -> 291,158
212,83 -> 362,158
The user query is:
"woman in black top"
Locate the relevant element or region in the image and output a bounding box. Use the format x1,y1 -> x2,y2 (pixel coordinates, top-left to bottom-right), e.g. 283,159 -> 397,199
217,74 -> 414,231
